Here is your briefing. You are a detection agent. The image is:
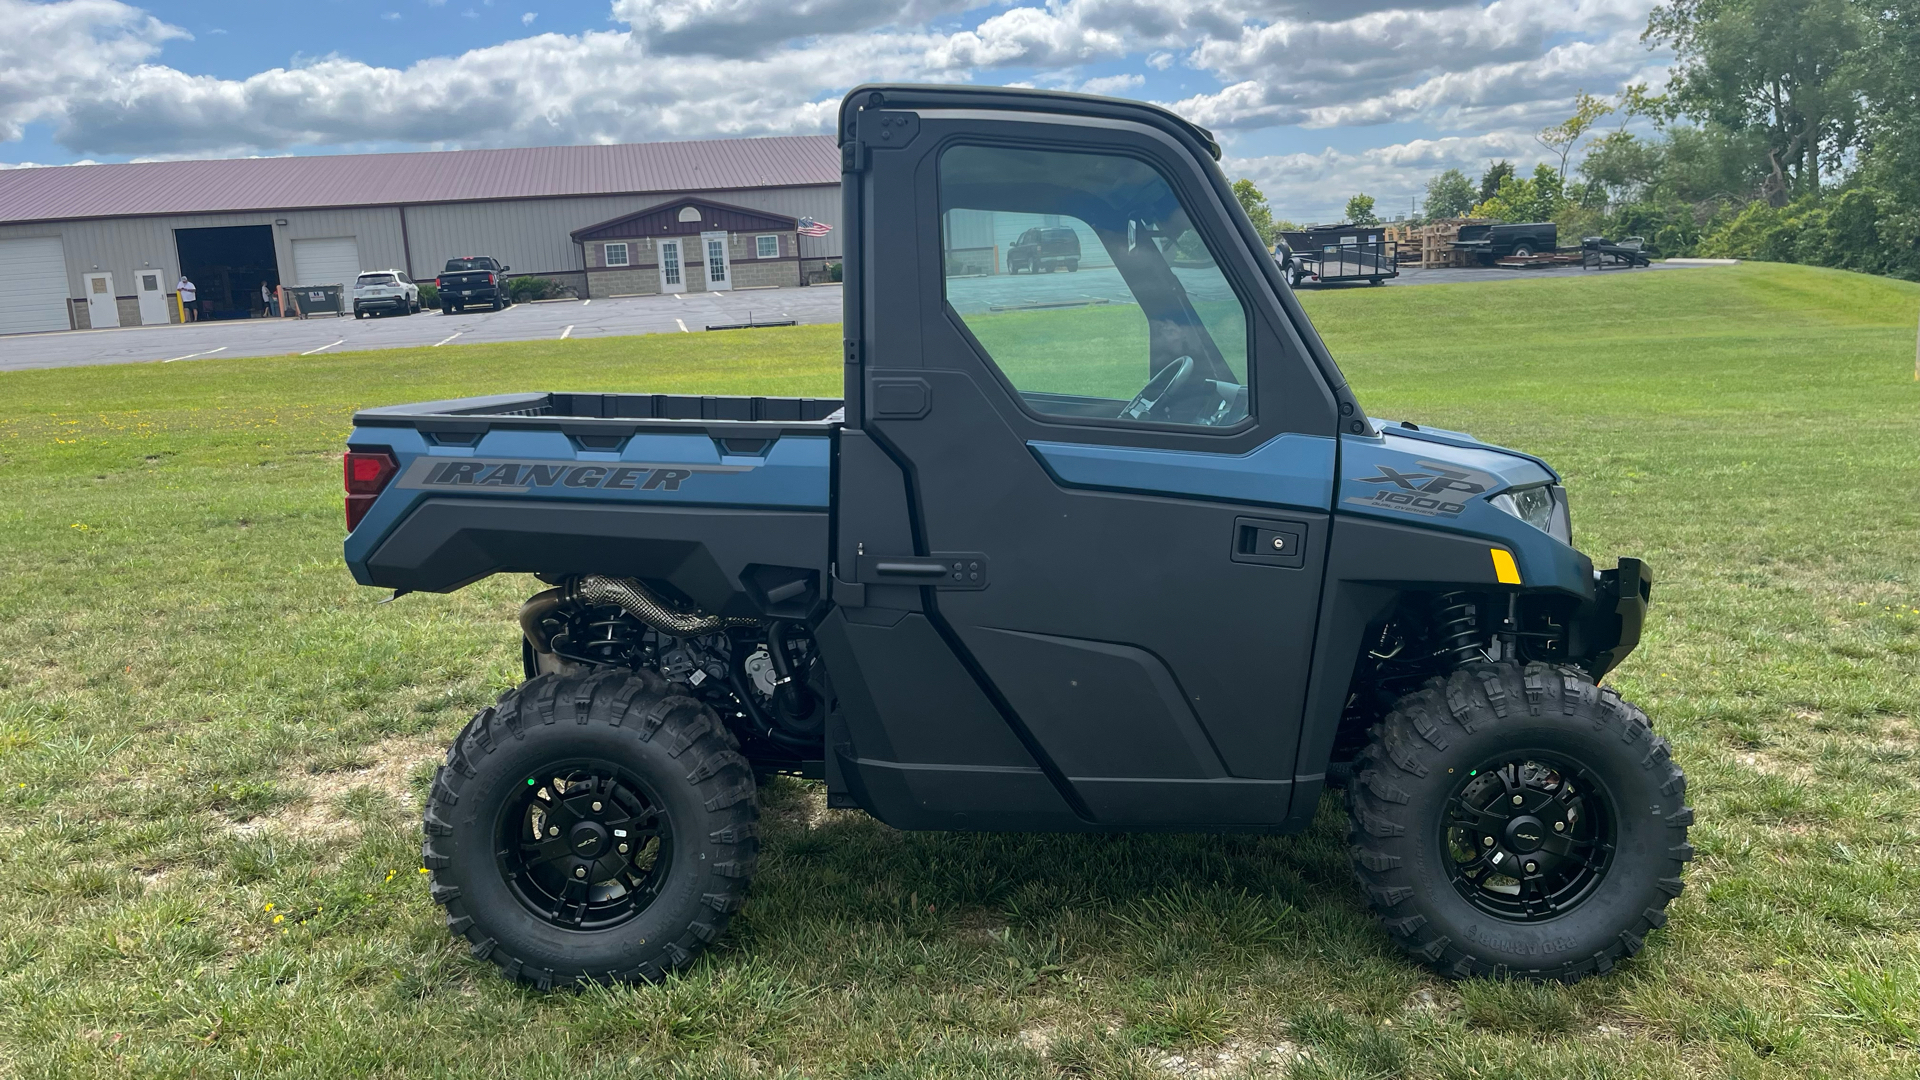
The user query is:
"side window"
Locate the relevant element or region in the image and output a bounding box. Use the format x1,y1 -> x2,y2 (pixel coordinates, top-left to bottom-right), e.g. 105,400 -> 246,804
604,242 -> 630,268
940,144 -> 1251,428
756,235 -> 779,259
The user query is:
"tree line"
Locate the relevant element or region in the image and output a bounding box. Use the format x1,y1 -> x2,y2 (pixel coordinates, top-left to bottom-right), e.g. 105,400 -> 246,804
1234,1 -> 1920,278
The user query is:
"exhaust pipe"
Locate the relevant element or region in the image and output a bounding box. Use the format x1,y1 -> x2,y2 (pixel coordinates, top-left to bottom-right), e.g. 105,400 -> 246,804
520,576 -> 761,646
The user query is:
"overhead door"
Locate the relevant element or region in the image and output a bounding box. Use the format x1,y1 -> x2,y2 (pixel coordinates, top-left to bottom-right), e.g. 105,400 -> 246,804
0,236 -> 74,335
291,237 -> 361,287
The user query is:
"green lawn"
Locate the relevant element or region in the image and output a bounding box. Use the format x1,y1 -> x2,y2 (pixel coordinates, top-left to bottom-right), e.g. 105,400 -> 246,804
0,262 -> 1915,1078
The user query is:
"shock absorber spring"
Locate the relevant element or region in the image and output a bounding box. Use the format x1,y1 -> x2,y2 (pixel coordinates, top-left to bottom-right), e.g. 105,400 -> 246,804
1437,591 -> 1484,665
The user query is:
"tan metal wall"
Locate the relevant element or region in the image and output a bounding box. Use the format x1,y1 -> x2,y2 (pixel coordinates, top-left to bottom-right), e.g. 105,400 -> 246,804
0,206 -> 407,299
0,182 -> 841,316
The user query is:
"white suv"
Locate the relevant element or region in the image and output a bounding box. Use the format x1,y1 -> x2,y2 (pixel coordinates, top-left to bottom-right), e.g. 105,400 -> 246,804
353,270 -> 421,318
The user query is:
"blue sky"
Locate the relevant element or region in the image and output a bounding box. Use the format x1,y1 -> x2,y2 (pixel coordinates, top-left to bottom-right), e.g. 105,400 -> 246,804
0,0 -> 1673,222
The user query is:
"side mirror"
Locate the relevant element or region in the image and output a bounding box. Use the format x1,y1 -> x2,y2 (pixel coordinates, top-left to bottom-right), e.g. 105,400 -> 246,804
500,265 -> 511,273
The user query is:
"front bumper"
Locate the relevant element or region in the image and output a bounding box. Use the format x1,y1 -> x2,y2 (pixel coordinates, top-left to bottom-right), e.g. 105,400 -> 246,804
1572,557 -> 1652,677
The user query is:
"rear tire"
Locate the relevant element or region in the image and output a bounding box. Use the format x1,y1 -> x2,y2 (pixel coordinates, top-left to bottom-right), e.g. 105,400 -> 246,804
1348,662 -> 1691,983
1510,244 -> 1536,258
423,670 -> 759,988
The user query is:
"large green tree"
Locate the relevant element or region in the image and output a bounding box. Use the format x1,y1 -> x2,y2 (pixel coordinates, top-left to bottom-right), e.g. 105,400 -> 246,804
1422,169 -> 1479,219
1345,193 -> 1380,225
1645,0 -> 1867,201
1231,178 -> 1287,246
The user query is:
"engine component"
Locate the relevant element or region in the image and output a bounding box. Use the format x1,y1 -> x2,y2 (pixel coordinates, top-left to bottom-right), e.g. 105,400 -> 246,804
743,650 -> 779,697
570,576 -> 761,638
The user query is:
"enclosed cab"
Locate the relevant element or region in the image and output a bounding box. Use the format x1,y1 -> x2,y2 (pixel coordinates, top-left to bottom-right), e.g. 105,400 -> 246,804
344,85 -> 1687,992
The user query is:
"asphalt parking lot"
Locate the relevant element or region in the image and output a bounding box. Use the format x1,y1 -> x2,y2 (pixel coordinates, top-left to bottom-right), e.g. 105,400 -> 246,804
0,262 -> 1705,373
0,284 -> 845,372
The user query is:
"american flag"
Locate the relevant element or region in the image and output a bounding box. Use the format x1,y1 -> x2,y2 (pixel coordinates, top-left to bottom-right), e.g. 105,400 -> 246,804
797,216 -> 833,237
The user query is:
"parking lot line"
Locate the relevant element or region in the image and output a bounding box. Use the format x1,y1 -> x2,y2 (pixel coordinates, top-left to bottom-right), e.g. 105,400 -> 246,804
559,325 -> 573,339
581,300 -> 591,307
300,340 -> 344,356
432,332 -> 463,347
675,318 -> 689,333
160,346 -> 228,364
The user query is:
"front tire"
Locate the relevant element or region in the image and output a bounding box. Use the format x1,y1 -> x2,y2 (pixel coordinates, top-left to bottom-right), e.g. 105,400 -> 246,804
1348,662 -> 1691,982
423,670 -> 758,988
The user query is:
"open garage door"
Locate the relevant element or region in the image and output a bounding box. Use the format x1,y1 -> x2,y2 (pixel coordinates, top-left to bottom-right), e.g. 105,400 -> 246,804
176,224 -> 279,320
0,236 -> 73,335
292,237 -> 361,289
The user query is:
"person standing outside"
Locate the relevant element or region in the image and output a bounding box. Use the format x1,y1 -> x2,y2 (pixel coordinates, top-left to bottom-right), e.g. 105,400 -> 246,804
177,275 -> 198,322
261,280 -> 277,318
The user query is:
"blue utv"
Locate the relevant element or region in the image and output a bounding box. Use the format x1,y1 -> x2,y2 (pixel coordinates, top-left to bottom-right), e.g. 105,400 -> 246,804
342,85 -> 1688,989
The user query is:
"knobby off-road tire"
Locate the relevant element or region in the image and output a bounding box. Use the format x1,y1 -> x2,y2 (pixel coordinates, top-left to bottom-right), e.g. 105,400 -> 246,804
1348,661 -> 1692,982
423,669 -> 758,989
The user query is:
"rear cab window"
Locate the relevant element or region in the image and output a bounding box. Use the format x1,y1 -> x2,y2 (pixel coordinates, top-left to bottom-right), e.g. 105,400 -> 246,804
939,144 -> 1251,430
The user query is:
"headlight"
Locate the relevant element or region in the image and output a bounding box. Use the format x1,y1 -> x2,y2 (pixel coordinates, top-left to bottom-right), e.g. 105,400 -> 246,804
1490,483 -> 1571,543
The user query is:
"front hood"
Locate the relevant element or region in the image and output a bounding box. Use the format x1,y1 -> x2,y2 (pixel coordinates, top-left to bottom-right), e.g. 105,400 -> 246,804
1339,420 -> 1590,598
1339,421 -> 1555,528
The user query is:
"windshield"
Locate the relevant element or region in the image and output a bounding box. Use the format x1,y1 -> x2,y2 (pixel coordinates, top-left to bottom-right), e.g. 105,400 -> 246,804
444,259 -> 492,272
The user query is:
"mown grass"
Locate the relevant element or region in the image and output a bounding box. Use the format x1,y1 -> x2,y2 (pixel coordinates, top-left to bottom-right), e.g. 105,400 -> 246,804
0,261 -> 1914,1078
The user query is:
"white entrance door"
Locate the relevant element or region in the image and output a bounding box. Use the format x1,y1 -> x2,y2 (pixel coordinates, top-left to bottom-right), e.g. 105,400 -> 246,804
0,236 -> 73,334
291,237 -> 360,288
658,240 -> 686,294
135,270 -> 171,325
702,231 -> 731,291
84,272 -> 120,329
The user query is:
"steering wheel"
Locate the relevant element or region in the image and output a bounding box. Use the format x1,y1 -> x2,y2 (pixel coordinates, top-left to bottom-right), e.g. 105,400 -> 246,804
1119,355 -> 1196,422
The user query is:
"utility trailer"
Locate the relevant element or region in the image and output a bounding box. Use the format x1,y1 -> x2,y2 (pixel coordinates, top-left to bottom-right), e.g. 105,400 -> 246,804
1276,225 -> 1399,286
1582,236 -> 1653,269
343,85 -> 1687,991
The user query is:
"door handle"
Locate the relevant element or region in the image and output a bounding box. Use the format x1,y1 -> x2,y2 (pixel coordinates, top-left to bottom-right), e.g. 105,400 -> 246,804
856,552 -> 989,589
871,560 -> 949,579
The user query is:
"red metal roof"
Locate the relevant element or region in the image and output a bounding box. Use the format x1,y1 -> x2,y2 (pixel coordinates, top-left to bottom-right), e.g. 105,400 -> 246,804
0,135 -> 840,225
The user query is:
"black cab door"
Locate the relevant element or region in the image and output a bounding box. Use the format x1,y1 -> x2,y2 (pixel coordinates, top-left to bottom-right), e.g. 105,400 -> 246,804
836,88 -> 1349,827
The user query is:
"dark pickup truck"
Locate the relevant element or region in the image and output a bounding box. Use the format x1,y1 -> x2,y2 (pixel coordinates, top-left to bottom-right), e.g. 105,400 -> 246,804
1451,222 -> 1558,264
342,85 -> 1680,992
436,256 -> 514,313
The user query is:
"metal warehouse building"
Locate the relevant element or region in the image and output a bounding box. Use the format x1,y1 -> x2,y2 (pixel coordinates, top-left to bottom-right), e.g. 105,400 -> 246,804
0,135 -> 841,335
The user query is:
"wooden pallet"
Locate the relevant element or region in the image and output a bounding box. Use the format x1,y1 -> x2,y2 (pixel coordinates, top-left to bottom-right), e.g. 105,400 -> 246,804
1389,218 -> 1498,268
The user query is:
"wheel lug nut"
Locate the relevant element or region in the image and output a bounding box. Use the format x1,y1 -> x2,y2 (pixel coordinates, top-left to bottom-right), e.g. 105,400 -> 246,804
1482,836 -> 1495,847
1553,821 -> 1565,832
548,826 -> 558,837
618,843 -> 629,854
1525,862 -> 1538,874
591,801 -> 603,812
1512,795 -> 1525,806
574,867 -> 587,879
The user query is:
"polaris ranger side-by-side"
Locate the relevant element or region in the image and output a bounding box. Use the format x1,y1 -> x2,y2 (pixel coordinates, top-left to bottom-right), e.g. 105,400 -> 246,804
343,86 -> 1686,989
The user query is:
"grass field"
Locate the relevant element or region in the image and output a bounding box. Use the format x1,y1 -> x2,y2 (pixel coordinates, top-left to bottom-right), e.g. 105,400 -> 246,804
0,262 -> 1916,1078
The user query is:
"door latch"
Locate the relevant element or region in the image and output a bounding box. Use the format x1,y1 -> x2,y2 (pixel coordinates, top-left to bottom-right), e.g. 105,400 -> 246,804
857,552 -> 988,590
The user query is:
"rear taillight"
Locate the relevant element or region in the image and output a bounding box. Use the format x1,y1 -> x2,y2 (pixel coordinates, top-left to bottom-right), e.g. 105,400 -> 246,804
488,272 -> 497,285
344,449 -> 399,531
435,276 -> 443,288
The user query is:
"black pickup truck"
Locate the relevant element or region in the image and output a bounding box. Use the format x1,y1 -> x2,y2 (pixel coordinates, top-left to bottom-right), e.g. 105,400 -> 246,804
1451,222 -> 1558,264
437,256 -> 514,313
343,85 -> 1680,991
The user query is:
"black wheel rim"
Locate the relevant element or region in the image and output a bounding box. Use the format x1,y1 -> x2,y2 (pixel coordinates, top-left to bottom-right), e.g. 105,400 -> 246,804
1440,753 -> 1616,922
495,759 -> 673,932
